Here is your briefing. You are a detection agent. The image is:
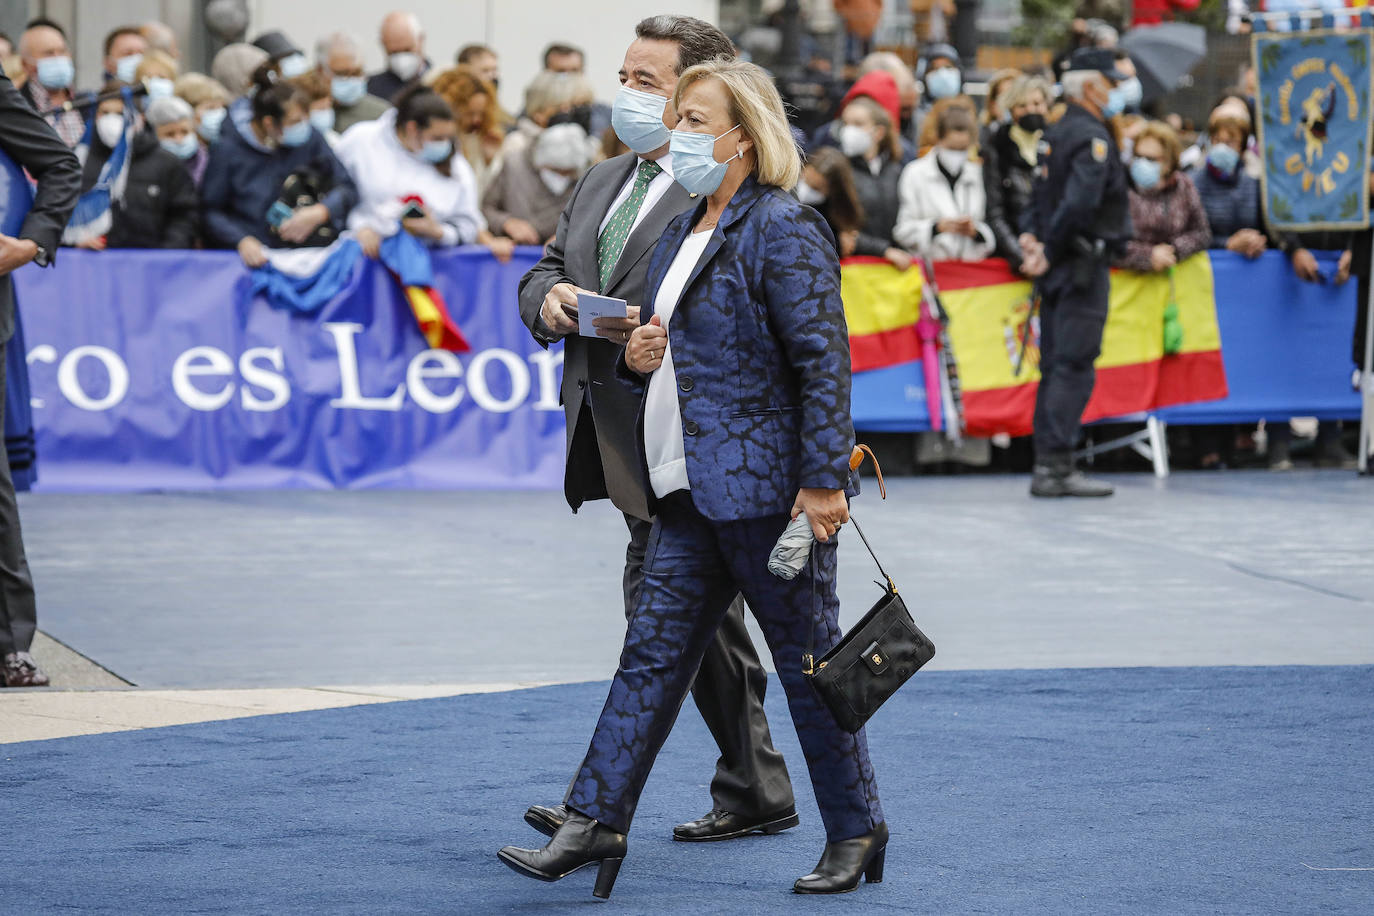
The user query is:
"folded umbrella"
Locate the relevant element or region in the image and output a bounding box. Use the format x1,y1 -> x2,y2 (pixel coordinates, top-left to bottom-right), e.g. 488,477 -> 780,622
1120,22 -> 1207,102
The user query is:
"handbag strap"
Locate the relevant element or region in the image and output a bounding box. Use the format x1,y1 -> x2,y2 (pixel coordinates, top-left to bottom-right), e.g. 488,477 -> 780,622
803,513 -> 897,675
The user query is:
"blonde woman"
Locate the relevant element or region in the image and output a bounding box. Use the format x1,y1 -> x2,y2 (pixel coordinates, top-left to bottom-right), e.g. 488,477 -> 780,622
499,59 -> 887,899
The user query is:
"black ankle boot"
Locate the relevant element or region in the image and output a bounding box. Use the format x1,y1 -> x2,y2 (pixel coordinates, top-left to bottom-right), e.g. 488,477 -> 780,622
793,822 -> 889,894
498,810 -> 628,899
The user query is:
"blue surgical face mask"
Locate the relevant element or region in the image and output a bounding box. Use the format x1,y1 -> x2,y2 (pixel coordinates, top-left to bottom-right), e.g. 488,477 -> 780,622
1130,157 -> 1162,190
309,107 -> 336,134
278,53 -> 309,79
1206,143 -> 1240,174
36,55 -> 75,90
420,138 -> 453,163
1101,86 -> 1126,119
925,67 -> 961,100
1118,76 -> 1143,111
670,124 -> 740,197
331,76 -> 366,106
280,119 -> 312,148
114,53 -> 143,84
161,133 -> 200,160
611,84 -> 671,154
198,106 -> 226,142
144,76 -> 174,101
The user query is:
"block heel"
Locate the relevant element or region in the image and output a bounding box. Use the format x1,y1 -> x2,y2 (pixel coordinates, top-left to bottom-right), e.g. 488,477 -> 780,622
864,847 -> 886,883
593,857 -> 623,899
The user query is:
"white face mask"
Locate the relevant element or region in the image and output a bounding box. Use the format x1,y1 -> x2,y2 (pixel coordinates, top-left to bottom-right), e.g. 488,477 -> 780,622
389,51 -> 422,81
936,147 -> 969,174
839,123 -> 874,159
539,167 -> 573,196
796,181 -> 826,206
95,113 -> 126,148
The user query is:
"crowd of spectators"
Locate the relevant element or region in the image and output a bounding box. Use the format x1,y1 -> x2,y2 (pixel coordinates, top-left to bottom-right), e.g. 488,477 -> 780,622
0,6 -> 1369,470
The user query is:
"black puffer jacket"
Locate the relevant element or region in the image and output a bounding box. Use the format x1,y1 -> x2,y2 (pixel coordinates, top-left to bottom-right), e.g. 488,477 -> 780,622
982,120 -> 1037,270
81,128 -> 198,248
849,153 -> 904,258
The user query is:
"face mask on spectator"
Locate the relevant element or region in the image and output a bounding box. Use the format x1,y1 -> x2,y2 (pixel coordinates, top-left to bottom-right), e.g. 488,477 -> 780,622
95,112 -> 126,148
331,76 -> 366,106
670,124 -> 741,197
1130,157 -> 1162,190
1015,113 -> 1045,133
420,138 -> 452,163
1101,86 -> 1126,119
309,108 -> 336,133
925,67 -> 961,100
540,167 -> 573,195
278,53 -> 309,79
198,106 -> 226,142
610,84 -> 671,154
114,53 -> 142,84
144,76 -> 174,101
280,119 -> 312,148
161,133 -> 199,160
796,181 -> 826,206
534,123 -> 592,173
1206,143 -> 1240,174
389,51 -> 422,81
936,147 -> 969,174
36,55 -> 75,90
839,124 -> 874,158
1118,76 -> 1143,111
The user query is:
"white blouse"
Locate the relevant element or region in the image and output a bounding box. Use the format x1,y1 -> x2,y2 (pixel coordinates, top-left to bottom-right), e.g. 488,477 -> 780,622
334,109 -> 486,247
644,228 -> 714,499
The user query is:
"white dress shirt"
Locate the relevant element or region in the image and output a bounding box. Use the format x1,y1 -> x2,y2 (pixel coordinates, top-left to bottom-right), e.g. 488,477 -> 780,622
598,152 -> 677,237
644,227 -> 713,498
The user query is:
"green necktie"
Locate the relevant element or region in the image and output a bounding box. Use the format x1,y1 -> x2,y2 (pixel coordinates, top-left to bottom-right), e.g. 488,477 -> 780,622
597,159 -> 663,290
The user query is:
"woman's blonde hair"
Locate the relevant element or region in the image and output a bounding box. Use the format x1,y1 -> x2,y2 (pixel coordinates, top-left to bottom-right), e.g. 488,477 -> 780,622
174,72 -> 230,108
1002,75 -> 1051,113
674,59 -> 801,190
523,70 -> 594,119
135,49 -> 179,82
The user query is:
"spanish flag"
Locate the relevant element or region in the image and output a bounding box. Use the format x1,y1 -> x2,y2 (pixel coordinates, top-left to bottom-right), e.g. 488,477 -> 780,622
936,255 -> 1228,437
842,255 -> 1228,436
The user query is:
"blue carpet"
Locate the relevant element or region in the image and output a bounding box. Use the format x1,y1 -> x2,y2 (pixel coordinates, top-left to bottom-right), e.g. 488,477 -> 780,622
4,666 -> 1372,913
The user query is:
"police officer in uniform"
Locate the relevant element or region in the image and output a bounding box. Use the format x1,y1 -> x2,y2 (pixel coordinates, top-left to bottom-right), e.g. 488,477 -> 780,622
1020,48 -> 1131,498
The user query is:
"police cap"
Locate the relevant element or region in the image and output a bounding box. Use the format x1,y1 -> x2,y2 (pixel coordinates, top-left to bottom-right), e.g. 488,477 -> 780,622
1067,47 -> 1127,82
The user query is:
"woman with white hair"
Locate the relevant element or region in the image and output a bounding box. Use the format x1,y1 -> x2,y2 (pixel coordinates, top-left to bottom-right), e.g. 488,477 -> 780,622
503,69 -> 597,160
145,94 -> 209,188
481,122 -> 594,245
499,59 -> 887,900
334,83 -> 512,259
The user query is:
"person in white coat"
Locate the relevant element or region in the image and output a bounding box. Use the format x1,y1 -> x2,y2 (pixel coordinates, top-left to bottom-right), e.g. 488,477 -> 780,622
334,82 -> 513,260
893,105 -> 993,262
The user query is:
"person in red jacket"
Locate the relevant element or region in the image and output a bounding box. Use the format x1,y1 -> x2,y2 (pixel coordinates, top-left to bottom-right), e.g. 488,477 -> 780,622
1132,0 -> 1201,26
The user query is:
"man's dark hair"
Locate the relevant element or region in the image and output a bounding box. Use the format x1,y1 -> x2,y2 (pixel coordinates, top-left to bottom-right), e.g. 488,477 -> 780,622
542,42 -> 583,68
24,18 -> 67,39
457,43 -> 494,65
394,83 -> 454,130
634,15 -> 735,74
103,26 -> 143,57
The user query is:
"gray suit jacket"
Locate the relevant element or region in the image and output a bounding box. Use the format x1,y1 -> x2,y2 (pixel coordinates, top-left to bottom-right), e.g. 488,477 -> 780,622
518,153 -> 694,521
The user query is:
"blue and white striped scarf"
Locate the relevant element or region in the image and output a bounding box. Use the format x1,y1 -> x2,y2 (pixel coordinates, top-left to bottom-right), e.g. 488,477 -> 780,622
62,88 -> 135,246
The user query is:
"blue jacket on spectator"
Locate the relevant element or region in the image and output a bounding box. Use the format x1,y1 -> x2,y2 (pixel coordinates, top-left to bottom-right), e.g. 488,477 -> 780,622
199,115 -> 358,250
1189,161 -> 1263,247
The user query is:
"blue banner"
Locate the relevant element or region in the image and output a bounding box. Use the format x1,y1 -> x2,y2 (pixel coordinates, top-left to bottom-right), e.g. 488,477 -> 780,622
1254,26 -> 1373,230
13,248 -> 566,491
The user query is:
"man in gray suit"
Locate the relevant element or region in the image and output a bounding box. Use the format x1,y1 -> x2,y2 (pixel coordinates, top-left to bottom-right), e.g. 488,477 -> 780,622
0,64 -> 80,687
518,15 -> 798,842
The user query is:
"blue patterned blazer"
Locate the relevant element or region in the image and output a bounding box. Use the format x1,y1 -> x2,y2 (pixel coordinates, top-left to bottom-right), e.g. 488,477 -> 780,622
630,176 -> 855,522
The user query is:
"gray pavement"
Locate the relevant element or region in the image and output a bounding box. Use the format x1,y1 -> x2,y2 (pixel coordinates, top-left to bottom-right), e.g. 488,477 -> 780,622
15,470 -> 1374,689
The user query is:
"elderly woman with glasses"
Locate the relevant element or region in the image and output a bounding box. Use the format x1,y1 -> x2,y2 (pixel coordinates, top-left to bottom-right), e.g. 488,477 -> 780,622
498,58 -> 887,900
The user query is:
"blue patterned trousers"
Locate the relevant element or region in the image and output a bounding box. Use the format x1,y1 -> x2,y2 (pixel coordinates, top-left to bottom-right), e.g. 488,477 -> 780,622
567,493 -> 884,841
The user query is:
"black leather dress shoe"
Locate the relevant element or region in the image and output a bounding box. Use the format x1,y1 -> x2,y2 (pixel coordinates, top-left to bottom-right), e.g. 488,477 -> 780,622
793,822 -> 889,894
499,810 -> 628,899
672,807 -> 800,842
524,803 -> 567,838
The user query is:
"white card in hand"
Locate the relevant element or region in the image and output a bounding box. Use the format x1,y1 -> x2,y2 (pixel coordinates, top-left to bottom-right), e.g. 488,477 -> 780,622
576,292 -> 629,338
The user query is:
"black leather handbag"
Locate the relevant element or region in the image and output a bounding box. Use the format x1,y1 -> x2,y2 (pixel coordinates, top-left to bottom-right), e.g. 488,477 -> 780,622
803,450 -> 936,733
